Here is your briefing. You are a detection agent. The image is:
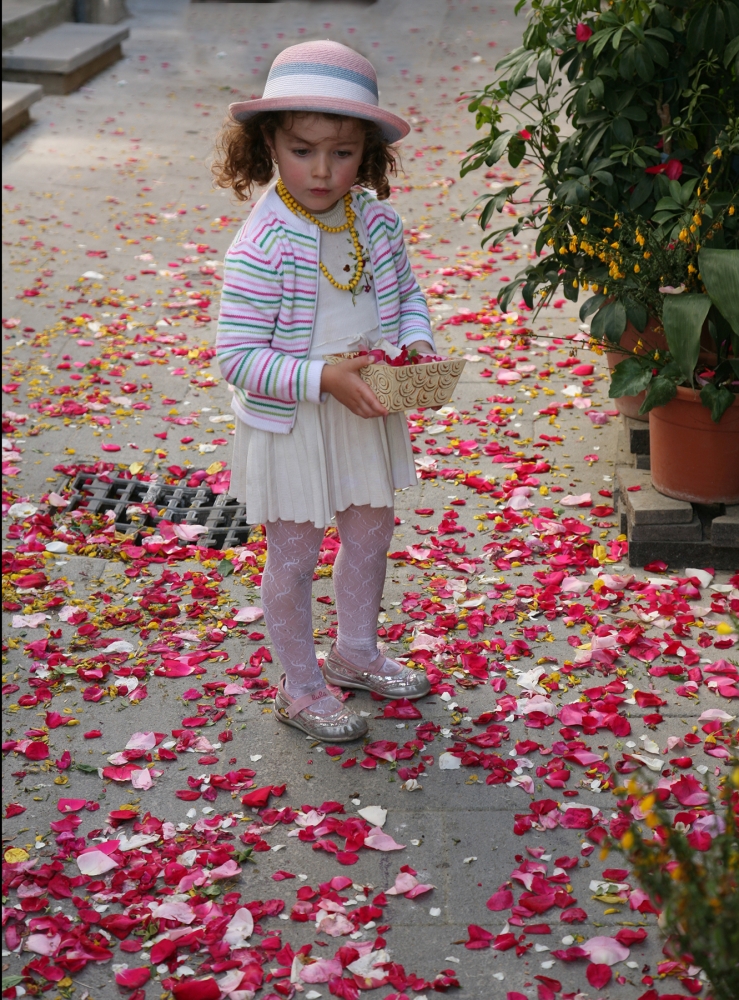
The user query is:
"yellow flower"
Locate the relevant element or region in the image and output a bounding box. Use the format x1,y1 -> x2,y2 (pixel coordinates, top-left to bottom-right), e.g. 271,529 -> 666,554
730,205 -> 735,216
633,264 -> 640,273
693,214 -> 702,225
713,147 -> 722,158
654,351 -> 660,361
643,251 -> 651,259
581,215 -> 588,224
679,229 -> 689,241
599,845 -> 610,861
572,278 -> 578,287
688,264 -> 697,274
621,830 -> 635,849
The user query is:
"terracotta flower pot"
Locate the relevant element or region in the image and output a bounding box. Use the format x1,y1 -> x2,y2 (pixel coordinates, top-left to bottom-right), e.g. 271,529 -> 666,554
606,318 -> 667,422
649,386 -> 739,504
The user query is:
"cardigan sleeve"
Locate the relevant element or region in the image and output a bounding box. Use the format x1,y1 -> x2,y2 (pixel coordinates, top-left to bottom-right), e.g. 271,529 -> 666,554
216,238 -> 324,405
385,209 -> 435,350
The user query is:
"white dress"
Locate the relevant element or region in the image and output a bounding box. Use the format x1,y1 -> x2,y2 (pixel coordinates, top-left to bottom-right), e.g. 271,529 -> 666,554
229,198 -> 418,528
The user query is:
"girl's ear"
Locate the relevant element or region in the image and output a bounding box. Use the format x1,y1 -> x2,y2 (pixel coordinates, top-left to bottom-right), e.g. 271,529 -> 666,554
262,127 -> 277,162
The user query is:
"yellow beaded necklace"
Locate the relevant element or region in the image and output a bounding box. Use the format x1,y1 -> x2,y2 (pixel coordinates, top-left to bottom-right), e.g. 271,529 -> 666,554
276,179 -> 365,293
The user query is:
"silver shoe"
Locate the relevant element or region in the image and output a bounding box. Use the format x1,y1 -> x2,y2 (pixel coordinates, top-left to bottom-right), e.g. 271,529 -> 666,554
274,674 -> 368,742
323,643 -> 431,700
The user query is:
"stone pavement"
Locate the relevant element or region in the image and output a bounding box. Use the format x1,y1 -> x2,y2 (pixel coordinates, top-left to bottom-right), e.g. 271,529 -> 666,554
2,3 -> 737,1000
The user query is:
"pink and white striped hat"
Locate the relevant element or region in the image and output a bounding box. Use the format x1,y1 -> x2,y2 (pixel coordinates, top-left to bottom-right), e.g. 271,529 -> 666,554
228,40 -> 410,143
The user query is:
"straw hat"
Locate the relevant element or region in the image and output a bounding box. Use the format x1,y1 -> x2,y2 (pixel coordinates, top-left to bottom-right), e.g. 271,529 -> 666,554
228,39 -> 410,143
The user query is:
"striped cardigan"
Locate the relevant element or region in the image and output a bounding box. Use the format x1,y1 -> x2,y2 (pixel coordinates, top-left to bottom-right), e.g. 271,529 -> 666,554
216,184 -> 434,433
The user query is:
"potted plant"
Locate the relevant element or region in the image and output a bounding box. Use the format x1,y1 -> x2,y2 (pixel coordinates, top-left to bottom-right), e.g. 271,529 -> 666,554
604,763 -> 739,1000
460,0 -> 739,429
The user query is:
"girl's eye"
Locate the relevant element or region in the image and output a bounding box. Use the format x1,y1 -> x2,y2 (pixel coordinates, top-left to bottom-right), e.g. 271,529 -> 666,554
292,148 -> 310,156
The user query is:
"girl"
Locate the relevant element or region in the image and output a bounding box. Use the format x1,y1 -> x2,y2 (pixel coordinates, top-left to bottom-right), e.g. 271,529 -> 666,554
213,40 -> 434,742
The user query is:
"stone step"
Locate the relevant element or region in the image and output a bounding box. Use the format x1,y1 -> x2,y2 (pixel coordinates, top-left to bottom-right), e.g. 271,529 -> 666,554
2,21 -> 129,94
2,79 -> 42,141
623,415 -> 650,455
616,467 -> 693,525
2,0 -> 73,51
627,535 -> 739,571
711,505 -> 739,548
613,467 -> 739,568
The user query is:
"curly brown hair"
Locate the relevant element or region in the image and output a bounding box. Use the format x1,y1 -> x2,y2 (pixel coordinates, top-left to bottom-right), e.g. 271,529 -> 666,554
212,110 -> 399,202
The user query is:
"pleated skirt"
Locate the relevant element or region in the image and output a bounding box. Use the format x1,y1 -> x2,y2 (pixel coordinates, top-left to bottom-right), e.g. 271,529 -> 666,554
229,397 -> 417,528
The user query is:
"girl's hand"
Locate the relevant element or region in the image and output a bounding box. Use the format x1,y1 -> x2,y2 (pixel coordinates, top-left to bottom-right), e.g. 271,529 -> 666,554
320,355 -> 388,419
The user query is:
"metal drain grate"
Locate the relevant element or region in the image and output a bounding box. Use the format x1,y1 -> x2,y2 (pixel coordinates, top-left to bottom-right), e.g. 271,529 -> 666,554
64,472 -> 252,551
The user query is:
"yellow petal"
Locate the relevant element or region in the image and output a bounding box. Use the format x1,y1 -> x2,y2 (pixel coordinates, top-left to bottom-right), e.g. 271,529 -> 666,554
4,847 -> 29,863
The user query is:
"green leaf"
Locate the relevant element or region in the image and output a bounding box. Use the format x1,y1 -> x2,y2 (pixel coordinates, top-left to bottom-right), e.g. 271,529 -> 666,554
654,197 -> 682,211
638,375 -> 678,414
662,293 -> 712,385
591,300 -> 627,343
592,170 -> 614,186
2,978 -> 24,992
629,174 -> 654,210
579,123 -> 610,166
507,137 -> 526,169
538,50 -> 552,83
486,130 -> 514,167
698,249 -> 739,335
563,275 -> 579,302
612,116 -> 633,144
218,558 -> 234,578
579,293 -> 607,321
625,300 -> 648,333
75,762 -> 99,774
725,33 -> 739,67
609,356 -> 652,399
700,382 -> 736,423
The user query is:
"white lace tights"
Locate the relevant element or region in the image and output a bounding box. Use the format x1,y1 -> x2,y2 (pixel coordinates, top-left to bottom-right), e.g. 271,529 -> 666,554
262,505 -> 395,716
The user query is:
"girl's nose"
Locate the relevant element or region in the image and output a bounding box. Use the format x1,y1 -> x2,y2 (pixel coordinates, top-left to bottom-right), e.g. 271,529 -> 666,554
313,155 -> 331,178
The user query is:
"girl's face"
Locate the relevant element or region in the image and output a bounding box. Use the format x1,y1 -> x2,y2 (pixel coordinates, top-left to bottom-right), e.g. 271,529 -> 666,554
268,115 -> 365,214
